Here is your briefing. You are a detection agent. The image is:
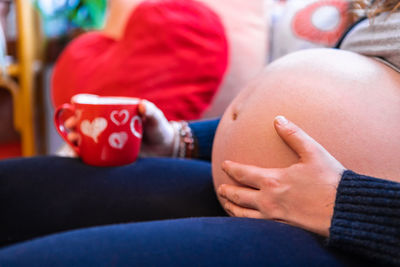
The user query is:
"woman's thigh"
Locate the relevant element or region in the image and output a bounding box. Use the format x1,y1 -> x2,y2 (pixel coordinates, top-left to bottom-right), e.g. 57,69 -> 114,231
0,156 -> 224,247
0,217 -> 367,267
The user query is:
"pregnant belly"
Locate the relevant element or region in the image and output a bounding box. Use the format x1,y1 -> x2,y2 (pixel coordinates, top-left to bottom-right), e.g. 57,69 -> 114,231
211,49 -> 400,208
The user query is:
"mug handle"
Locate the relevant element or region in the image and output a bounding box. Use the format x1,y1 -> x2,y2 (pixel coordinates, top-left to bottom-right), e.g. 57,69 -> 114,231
54,103 -> 80,155
130,115 -> 143,139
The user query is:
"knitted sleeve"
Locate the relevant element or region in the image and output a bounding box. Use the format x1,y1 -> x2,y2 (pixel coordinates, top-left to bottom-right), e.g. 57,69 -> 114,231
188,119 -> 220,161
328,170 -> 400,265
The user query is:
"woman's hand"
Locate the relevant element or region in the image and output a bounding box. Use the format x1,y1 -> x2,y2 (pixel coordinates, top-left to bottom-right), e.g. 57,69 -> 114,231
56,115 -> 80,158
217,116 -> 346,237
137,100 -> 176,157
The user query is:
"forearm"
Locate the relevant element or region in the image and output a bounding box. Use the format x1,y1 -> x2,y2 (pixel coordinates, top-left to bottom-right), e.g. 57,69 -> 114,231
328,170 -> 400,265
189,119 -> 220,161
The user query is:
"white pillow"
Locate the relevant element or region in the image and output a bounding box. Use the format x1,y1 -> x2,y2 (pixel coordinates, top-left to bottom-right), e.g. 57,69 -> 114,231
201,0 -> 268,118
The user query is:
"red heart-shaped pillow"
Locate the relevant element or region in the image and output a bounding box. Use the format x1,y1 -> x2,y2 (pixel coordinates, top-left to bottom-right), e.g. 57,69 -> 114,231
52,0 -> 228,120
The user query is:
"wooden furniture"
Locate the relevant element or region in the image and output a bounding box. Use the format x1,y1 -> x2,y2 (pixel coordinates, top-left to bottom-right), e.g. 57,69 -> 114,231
1,0 -> 39,156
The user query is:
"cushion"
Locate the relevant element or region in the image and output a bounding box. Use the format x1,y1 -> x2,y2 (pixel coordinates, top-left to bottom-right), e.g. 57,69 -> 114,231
269,0 -> 353,61
201,0 -> 268,118
52,0 -> 228,121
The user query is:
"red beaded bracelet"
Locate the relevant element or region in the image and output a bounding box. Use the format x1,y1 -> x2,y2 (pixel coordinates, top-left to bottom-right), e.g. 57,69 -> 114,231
178,121 -> 195,158
170,121 -> 196,158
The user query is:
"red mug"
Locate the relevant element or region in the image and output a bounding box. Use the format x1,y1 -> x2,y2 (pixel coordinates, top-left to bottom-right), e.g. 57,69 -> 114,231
54,94 -> 143,166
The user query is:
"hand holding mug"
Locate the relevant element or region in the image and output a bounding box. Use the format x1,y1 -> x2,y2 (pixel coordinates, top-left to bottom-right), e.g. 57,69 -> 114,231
137,100 -> 177,157
60,98 -> 178,159
55,94 -> 143,166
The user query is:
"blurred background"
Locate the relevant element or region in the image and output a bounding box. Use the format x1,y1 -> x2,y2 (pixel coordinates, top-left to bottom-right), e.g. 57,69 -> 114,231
0,0 -> 270,159
0,0 -> 347,159
0,0 -> 107,159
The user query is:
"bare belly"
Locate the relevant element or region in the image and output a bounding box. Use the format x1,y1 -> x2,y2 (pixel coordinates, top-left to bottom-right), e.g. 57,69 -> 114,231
211,49 -> 400,207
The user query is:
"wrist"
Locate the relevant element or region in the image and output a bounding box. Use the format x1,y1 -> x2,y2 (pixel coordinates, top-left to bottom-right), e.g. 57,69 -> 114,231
171,121 -> 196,158
170,121 -> 181,157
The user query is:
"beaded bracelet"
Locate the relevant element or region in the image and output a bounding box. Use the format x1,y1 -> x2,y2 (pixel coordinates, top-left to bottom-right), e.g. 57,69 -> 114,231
171,121 -> 181,158
171,121 -> 195,158
178,121 -> 195,158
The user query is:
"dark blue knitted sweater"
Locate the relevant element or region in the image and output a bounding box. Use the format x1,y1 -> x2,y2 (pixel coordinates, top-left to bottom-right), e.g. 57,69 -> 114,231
329,170 -> 400,265
189,119 -> 400,265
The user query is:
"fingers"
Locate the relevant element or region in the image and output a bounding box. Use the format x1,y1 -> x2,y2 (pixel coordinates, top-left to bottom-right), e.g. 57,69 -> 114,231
138,101 -> 146,117
65,116 -> 80,145
138,100 -> 164,121
65,116 -> 78,131
222,160 -> 281,189
218,184 -> 259,210
138,100 -> 172,134
64,116 -> 80,144
223,200 -> 263,219
67,132 -> 80,145
56,143 -> 78,158
274,116 -> 327,160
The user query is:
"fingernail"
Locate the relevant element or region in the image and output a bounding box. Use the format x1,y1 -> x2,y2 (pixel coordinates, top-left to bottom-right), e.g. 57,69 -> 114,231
138,104 -> 145,115
275,116 -> 288,126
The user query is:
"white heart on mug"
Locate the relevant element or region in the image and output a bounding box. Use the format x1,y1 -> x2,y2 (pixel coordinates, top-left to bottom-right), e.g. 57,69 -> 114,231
108,132 -> 128,150
110,109 -> 130,126
80,118 -> 108,143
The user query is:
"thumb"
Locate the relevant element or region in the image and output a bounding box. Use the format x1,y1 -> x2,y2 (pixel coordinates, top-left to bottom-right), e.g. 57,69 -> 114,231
137,100 -> 174,144
138,100 -> 158,119
273,116 -> 326,159
138,100 -> 167,125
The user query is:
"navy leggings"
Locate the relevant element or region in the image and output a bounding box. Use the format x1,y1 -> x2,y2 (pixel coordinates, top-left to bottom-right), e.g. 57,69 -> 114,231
0,157 -> 366,266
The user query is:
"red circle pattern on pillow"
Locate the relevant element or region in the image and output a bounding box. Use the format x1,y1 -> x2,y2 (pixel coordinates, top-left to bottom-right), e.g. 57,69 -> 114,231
52,0 -> 228,120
